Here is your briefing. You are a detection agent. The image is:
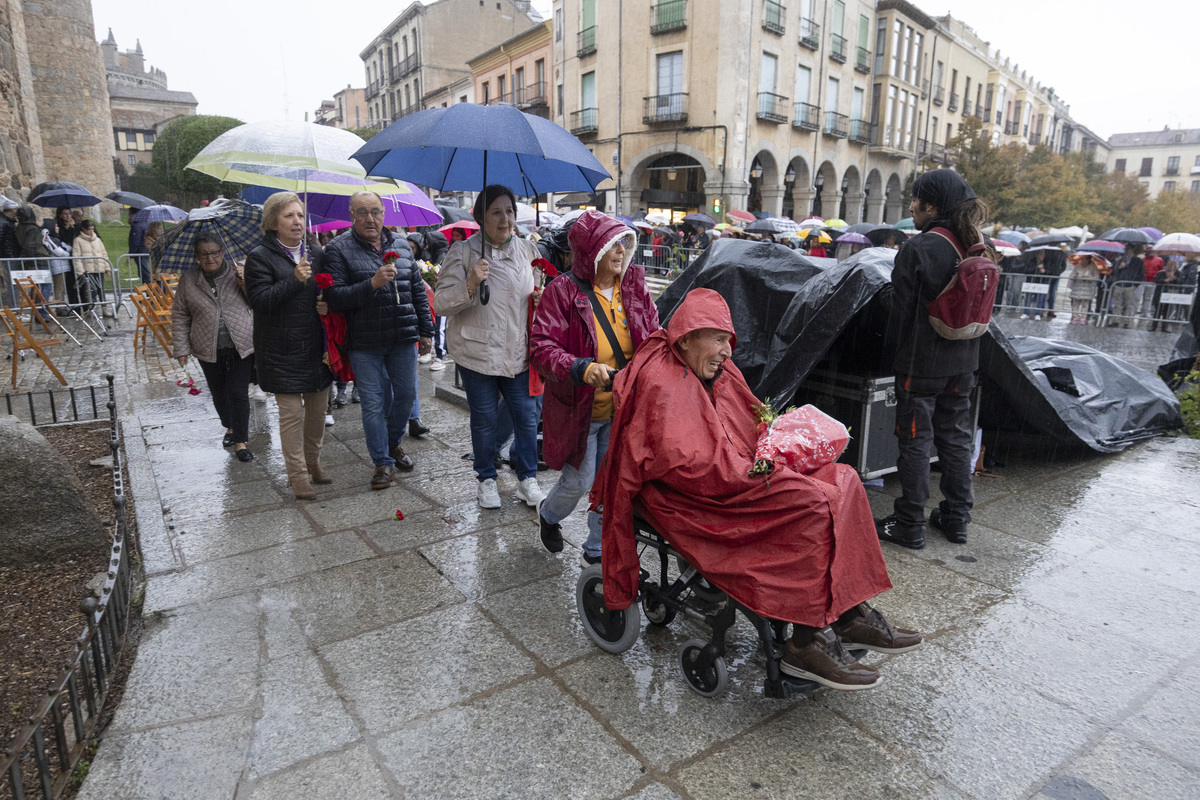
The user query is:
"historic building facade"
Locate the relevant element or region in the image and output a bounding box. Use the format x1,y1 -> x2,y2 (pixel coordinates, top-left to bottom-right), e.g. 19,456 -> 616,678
1105,128 -> 1200,197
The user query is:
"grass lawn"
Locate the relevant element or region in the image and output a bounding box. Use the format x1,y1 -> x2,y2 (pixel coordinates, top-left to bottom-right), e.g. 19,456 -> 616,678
96,220 -> 141,293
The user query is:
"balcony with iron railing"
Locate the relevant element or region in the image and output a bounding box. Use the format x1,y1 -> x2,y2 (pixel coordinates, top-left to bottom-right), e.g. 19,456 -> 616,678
650,0 -> 687,34
1166,167 -> 1180,177
578,26 -> 596,57
763,1 -> 785,34
948,92 -> 959,112
487,81 -> 550,109
824,111 -> 849,138
394,104 -> 421,121
793,102 -> 820,130
757,92 -> 788,123
390,52 -> 420,83
929,142 -> 948,162
643,92 -> 688,124
829,33 -> 847,63
962,98 -> 971,116
920,78 -> 930,99
933,85 -> 945,105
570,107 -> 598,135
849,118 -> 874,144
916,137 -> 929,157
799,17 -> 820,49
1030,132 -> 1041,146
1004,119 -> 1019,135
362,117 -> 392,133
982,106 -> 992,123
855,47 -> 871,73
366,79 -> 381,99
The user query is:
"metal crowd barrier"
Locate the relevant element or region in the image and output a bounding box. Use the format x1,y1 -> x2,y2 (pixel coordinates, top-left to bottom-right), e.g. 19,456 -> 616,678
1101,279 -> 1197,329
993,271 -> 1070,320
632,243 -> 703,278
0,256 -> 117,343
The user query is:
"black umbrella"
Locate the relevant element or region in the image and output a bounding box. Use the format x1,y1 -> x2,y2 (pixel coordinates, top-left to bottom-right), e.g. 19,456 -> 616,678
843,222 -> 890,235
437,204 -> 473,224
682,212 -> 716,227
28,181 -> 103,208
1105,227 -> 1155,245
106,190 -> 156,209
1029,233 -> 1073,246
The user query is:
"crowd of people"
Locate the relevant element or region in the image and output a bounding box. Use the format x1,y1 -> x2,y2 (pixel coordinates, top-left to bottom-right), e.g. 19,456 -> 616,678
0,201 -> 114,313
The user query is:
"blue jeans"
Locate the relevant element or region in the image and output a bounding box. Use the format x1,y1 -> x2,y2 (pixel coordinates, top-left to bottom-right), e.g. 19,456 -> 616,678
540,420 -> 610,558
495,393 -> 543,460
459,365 -> 538,481
349,344 -> 418,467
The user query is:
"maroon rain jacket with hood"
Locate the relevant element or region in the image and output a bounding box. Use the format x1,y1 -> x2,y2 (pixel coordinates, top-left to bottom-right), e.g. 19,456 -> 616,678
530,210 -> 660,471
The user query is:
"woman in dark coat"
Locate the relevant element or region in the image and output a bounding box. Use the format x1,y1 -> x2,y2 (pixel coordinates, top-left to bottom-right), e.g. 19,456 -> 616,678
244,191 -> 333,500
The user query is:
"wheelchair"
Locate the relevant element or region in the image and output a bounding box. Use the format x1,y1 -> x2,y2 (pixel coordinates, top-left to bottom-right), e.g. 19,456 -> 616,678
575,511 -> 867,699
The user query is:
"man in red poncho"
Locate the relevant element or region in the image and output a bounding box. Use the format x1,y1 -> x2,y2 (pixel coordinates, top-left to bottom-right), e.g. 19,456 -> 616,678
592,288 -> 921,690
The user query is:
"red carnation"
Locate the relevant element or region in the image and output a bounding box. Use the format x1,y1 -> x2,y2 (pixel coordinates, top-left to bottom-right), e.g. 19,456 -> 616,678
383,251 -> 400,265
314,273 -> 335,289
531,257 -> 558,279
394,509 -> 405,521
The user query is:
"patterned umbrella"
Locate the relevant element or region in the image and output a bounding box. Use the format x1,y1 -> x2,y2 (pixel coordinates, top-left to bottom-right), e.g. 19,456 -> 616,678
1076,239 -> 1125,255
149,200 -> 263,273
726,209 -> 756,224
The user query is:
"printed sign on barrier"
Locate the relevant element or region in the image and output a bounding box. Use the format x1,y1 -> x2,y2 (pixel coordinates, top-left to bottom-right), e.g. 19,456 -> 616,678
9,269 -> 51,283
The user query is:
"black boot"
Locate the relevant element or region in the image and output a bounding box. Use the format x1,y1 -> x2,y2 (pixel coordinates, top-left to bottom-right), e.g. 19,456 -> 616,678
408,418 -> 430,438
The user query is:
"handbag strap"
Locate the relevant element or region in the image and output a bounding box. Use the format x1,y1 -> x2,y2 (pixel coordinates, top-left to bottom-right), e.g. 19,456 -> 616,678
569,272 -> 628,370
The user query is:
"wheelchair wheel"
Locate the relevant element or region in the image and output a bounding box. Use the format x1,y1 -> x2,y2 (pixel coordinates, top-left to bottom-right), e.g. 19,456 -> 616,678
678,638 -> 729,698
642,593 -> 677,626
675,556 -> 725,604
576,564 -> 641,654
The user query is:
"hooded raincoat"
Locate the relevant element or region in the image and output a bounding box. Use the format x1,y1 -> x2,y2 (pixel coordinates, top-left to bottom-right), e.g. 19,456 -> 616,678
531,212 -> 659,470
591,289 -> 892,627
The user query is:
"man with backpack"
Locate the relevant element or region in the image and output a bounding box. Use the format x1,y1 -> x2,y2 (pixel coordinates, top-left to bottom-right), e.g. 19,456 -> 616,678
876,170 -> 992,549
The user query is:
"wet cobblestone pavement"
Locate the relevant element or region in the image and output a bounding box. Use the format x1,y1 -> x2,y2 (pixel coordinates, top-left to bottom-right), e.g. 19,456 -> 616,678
20,310 -> 1198,799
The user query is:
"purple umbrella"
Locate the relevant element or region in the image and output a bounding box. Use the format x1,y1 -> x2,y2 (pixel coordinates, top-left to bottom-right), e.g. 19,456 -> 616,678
1077,239 -> 1125,255
132,204 -> 188,223
240,182 -> 441,227
1137,226 -> 1164,242
836,232 -> 872,246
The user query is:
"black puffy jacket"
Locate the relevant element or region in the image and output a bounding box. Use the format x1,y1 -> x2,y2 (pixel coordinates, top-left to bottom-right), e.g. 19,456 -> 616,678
321,228 -> 433,351
243,236 -> 332,394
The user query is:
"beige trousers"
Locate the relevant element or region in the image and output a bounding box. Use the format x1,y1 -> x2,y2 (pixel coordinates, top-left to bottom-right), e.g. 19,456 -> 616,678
275,388 -> 330,482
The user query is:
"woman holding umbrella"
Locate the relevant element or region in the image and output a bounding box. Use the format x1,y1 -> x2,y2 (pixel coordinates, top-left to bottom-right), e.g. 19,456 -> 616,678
172,233 -> 256,461
244,192 -> 334,500
435,184 -> 545,511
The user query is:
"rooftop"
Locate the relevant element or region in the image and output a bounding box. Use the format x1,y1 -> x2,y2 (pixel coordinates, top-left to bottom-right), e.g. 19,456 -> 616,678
1109,128 -> 1200,148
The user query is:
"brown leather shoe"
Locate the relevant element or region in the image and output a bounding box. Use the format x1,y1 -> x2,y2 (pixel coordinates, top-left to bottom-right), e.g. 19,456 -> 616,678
371,465 -> 395,490
780,627 -> 881,691
832,603 -> 923,654
290,476 -> 316,501
389,445 -> 414,472
308,463 -> 333,484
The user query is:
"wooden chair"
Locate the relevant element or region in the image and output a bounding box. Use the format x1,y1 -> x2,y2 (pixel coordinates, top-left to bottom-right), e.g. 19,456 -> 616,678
1,305 -> 65,386
130,291 -> 173,359
13,277 -> 58,336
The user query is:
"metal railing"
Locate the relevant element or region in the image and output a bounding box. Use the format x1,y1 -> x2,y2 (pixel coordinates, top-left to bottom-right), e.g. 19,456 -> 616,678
763,1 -> 785,34
1,375 -> 136,800
578,26 -> 597,56
824,111 -> 849,137
3,384 -> 109,425
1103,279 -> 1197,329
570,107 -> 598,135
488,81 -> 548,108
632,243 -> 703,280
830,33 -> 847,62
855,46 -> 871,73
360,117 -> 392,133
366,79 -> 381,99
799,17 -> 820,49
757,92 -> 788,123
793,102 -> 820,131
643,93 -> 688,124
391,52 -> 419,81
920,78 -> 930,99
3,255 -> 117,341
650,0 -> 687,33
962,98 -> 972,116
849,118 -> 874,144
948,92 -> 959,112
933,85 -> 945,105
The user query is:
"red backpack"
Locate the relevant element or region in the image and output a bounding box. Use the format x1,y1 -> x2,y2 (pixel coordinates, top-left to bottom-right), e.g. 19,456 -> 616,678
924,227 -> 997,340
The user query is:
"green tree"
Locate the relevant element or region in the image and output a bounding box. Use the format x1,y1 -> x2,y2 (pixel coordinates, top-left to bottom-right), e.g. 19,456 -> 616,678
151,115 -> 245,206
947,117 -> 1023,222
1141,190 -> 1200,234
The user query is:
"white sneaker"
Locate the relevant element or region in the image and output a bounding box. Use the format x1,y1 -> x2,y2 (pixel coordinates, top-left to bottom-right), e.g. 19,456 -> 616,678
418,352 -> 434,364
515,477 -> 545,507
324,414 -> 335,427
1019,314 -> 1029,320
249,384 -> 268,401
429,358 -> 446,371
477,478 -> 501,509
1034,314 -> 1042,321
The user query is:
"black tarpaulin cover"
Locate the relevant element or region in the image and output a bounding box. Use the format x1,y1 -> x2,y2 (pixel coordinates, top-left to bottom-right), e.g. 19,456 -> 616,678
655,240 -> 1180,453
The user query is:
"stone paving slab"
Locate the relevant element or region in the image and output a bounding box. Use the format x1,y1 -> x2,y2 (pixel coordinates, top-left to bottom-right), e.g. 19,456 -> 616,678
66,326 -> 1200,799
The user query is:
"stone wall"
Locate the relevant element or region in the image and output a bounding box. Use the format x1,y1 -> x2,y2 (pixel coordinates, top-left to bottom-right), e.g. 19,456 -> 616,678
20,0 -> 117,219
0,0 -> 44,203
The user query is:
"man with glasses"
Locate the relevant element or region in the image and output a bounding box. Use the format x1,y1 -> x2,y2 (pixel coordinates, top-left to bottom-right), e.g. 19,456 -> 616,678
322,192 -> 433,489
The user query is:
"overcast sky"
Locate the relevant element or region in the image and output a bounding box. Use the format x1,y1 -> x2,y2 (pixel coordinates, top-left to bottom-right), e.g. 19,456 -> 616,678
91,0 -> 1193,140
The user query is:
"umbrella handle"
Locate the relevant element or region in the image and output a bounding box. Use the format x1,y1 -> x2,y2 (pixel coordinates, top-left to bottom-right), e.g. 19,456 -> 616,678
479,280 -> 490,305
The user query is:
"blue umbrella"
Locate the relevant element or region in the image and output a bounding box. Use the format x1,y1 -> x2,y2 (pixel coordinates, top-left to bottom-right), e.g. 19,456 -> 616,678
28,181 -> 103,208
132,204 -> 188,224
682,212 -> 716,227
353,104 -> 609,305
996,230 -> 1031,245
351,104 -> 610,196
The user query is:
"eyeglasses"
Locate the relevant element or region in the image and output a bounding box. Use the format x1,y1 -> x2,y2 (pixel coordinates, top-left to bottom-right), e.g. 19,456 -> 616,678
352,208 -> 385,219
197,251 -> 224,261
